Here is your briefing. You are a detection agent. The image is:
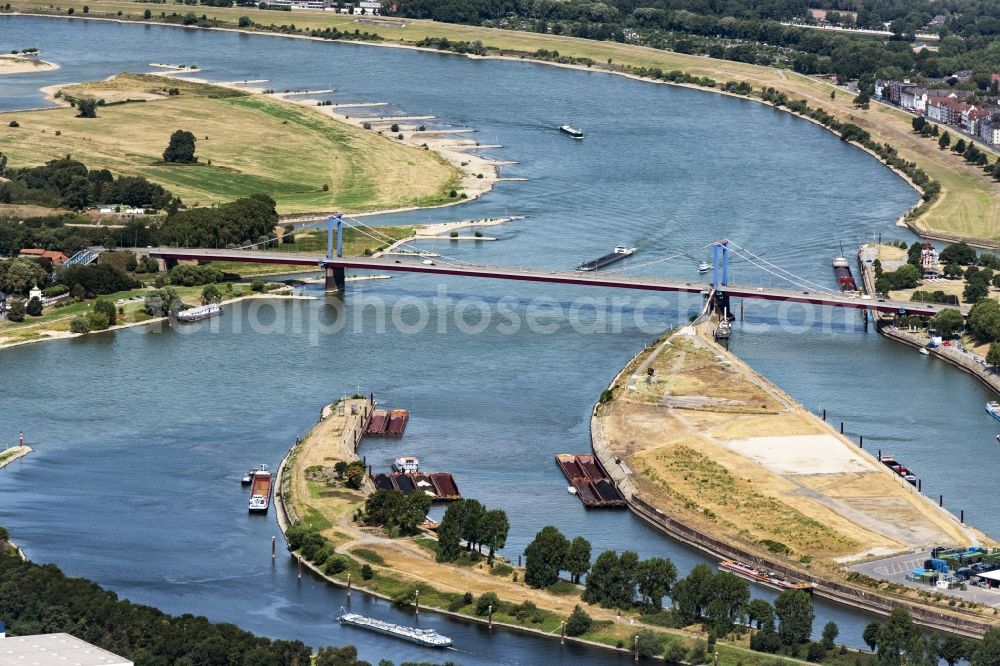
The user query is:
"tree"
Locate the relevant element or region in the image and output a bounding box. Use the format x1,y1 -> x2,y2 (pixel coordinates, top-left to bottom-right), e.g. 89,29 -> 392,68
6,300 -> 25,322
965,279 -> 990,304
930,308 -> 964,337
144,8 -> 152,18
941,241 -> 978,265
863,621 -> 881,652
972,629 -> 1000,666
475,592 -> 499,616
821,621 -> 839,650
201,284 -> 222,304
582,550 -> 619,607
343,461 -> 365,489
912,116 -> 927,132
69,315 -> 90,334
77,98 -> 97,118
480,508 -> 509,564
523,526 -> 569,588
0,258 -> 49,295
25,296 -> 43,317
636,556 -> 677,612
876,608 -> 918,666
670,563 -> 715,625
564,605 -> 592,637
705,571 -> 749,637
747,599 -> 774,630
774,589 -> 814,647
939,131 -> 951,150
435,508 -> 462,563
940,634 -> 971,666
563,536 -> 591,584
93,298 -> 117,327
163,130 -> 198,163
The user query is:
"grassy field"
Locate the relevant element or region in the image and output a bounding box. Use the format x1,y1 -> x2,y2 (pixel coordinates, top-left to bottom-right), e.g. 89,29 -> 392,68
0,73 -> 457,214
6,3 -> 1000,239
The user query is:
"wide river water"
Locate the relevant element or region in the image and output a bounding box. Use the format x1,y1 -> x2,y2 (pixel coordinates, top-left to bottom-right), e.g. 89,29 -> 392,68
2,16 -> 999,665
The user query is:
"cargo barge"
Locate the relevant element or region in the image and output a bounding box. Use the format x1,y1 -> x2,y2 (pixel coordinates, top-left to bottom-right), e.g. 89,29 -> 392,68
576,246 -> 637,272
248,468 -> 273,512
176,304 -> 223,322
338,613 -> 452,648
877,453 -> 917,485
364,409 -> 409,437
555,453 -> 626,507
832,256 -> 858,292
371,471 -> 461,502
718,559 -> 813,592
559,124 -> 584,139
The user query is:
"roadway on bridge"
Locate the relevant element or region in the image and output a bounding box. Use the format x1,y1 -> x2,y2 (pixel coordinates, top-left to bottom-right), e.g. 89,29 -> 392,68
141,247 -> 964,317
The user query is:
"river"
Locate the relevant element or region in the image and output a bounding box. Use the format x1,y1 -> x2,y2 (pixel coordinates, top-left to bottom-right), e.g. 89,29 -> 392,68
2,15 -> 998,665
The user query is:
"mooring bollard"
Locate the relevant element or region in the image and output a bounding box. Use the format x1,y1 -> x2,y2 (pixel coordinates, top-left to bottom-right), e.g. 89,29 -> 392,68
415,589 -> 419,616
560,622 -> 565,645
939,495 -> 944,507
347,573 -> 352,597
297,556 -> 302,580
961,509 -> 965,523
840,421 -> 844,434
271,536 -> 276,560
822,409 -> 826,421
488,604 -> 493,629
634,635 -> 639,661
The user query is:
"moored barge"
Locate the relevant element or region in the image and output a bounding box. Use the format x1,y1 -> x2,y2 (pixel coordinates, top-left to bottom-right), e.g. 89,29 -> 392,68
371,471 -> 461,502
718,559 -> 812,592
877,453 -> 917,485
555,453 -> 626,507
365,409 -> 409,437
176,303 -> 223,322
248,468 -> 273,512
832,256 -> 858,292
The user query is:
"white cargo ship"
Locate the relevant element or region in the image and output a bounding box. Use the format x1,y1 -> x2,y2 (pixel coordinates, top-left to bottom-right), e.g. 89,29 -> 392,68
338,613 -> 453,648
176,304 -> 223,322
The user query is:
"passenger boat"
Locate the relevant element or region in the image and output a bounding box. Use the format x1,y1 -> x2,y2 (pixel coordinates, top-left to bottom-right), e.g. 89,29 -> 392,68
559,124 -> 584,139
248,468 -> 273,512
338,612 -> 453,648
919,348 -> 930,356
988,402 -> 1000,423
698,261 -> 712,273
176,303 -> 223,322
576,246 -> 637,272
718,560 -> 812,592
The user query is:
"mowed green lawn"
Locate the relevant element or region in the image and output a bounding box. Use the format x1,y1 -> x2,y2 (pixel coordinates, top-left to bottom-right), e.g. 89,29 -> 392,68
0,77 -> 457,214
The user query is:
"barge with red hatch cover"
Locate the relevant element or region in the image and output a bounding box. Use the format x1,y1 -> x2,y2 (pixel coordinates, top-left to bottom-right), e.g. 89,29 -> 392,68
365,408 -> 409,437
555,453 -> 626,508
370,471 -> 461,502
832,255 -> 858,292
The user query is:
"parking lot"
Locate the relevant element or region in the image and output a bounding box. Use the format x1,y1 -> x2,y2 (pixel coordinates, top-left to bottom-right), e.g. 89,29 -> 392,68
850,550 -> 1000,607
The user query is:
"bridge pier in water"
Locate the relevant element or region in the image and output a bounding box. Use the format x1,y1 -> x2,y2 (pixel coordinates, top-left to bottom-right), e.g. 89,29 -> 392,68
325,265 -> 346,293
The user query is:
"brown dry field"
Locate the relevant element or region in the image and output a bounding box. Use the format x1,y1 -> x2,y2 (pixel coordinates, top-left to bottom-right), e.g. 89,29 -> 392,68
600,327 -> 982,575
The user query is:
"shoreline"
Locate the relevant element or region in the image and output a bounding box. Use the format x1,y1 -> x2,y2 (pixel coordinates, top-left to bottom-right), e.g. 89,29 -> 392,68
0,54 -> 59,76
0,446 -> 33,470
0,289 -> 300,353
2,11 -> 942,240
591,322 -> 997,638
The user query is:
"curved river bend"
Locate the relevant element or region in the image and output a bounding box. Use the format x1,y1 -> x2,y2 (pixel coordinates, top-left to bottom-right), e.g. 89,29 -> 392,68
2,16 -> 999,665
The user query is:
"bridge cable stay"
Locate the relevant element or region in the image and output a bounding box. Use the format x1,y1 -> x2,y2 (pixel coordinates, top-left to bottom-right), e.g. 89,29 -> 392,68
725,241 -> 834,292
725,247 -> 833,293
339,214 -> 472,267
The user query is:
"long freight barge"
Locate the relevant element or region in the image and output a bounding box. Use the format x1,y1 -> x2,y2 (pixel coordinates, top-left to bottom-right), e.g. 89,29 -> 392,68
339,613 -> 453,648
576,246 -> 637,272
832,256 -> 858,292
719,559 -> 813,592
555,453 -> 626,507
248,468 -> 272,512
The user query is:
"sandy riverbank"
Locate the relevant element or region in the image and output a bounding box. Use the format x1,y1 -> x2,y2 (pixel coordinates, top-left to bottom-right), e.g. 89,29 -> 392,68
0,54 -> 58,76
592,318 -> 999,636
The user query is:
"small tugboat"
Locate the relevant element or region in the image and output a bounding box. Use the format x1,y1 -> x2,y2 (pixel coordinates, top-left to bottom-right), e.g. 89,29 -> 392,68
576,246 -> 637,272
392,456 -> 420,473
241,464 -> 264,485
176,303 -> 223,322
698,261 -> 712,273
988,401 -> 1000,423
559,124 -> 584,139
338,612 -> 453,648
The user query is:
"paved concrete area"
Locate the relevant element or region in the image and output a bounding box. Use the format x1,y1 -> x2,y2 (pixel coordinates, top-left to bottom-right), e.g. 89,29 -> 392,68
850,550 -> 1000,607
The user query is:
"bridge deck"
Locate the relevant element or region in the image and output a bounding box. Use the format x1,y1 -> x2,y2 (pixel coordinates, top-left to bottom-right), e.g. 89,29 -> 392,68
141,247 -> 961,317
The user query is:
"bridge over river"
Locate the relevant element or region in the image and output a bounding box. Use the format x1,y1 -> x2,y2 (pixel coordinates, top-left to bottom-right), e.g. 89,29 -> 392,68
140,245 -> 961,318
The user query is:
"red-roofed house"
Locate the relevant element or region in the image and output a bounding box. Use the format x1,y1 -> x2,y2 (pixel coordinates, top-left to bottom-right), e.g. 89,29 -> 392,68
963,108 -> 992,134
19,248 -> 69,265
926,96 -> 973,125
